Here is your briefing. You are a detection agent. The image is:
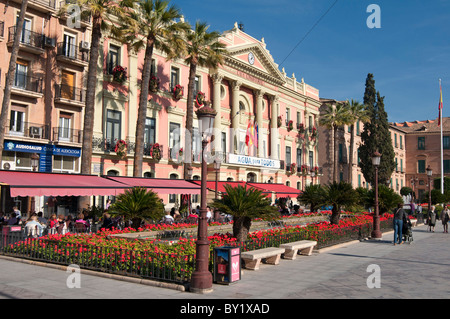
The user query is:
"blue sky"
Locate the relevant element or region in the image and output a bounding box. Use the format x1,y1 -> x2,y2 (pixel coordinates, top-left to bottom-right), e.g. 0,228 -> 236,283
173,0 -> 450,123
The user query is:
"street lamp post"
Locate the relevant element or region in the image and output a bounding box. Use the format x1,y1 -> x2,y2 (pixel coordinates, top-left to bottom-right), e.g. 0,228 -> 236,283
213,158 -> 221,221
30,153 -> 39,213
371,151 -> 382,239
427,165 -> 433,212
190,106 -> 216,294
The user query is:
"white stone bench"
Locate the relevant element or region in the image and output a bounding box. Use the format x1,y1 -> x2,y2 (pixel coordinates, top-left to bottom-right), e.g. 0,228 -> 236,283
280,240 -> 317,260
241,247 -> 285,270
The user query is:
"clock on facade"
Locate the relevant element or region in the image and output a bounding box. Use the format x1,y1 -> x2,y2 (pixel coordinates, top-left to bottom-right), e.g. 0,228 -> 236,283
248,52 -> 255,65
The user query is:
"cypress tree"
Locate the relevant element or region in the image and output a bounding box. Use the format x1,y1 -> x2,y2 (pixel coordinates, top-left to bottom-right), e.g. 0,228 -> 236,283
359,73 -> 395,186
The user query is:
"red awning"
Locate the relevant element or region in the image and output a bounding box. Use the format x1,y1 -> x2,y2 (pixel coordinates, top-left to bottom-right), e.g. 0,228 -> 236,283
191,181 -> 272,196
104,176 -> 201,194
248,182 -> 301,198
0,170 -> 127,197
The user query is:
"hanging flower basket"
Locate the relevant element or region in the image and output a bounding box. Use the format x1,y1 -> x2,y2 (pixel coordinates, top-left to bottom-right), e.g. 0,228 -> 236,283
195,91 -> 205,107
297,123 -> 305,133
277,116 -> 282,128
150,143 -> 162,161
311,127 -> 318,138
178,148 -> 184,157
114,139 -> 127,159
112,65 -> 127,84
287,120 -> 294,132
172,84 -> 184,101
290,163 -> 297,175
313,166 -> 319,175
301,164 -> 309,175
149,75 -> 160,93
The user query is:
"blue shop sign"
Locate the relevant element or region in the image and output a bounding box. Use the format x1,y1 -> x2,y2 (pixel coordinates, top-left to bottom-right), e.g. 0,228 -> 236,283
4,141 -> 81,157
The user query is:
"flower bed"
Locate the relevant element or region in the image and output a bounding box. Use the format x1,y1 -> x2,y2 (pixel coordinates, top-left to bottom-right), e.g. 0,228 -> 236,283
1,212 -> 395,284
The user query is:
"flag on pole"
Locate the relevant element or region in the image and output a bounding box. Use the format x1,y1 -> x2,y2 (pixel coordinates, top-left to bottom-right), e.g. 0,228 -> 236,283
438,79 -> 443,126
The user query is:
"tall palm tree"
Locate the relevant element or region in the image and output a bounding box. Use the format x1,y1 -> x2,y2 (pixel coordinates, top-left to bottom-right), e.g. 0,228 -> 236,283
0,0 -> 29,163
121,0 -> 188,177
319,102 -> 352,182
61,0 -> 133,175
176,21 -> 227,179
347,99 -> 370,184
210,184 -> 278,242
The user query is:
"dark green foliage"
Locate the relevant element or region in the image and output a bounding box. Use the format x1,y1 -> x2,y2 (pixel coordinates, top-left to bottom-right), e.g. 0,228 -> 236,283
322,182 -> 358,224
210,184 -> 278,242
359,73 -> 396,185
366,185 -> 403,214
400,187 -> 413,196
109,187 -> 165,230
297,184 -> 326,212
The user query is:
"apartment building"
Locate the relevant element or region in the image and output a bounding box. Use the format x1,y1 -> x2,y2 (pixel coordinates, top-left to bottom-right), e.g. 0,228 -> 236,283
0,0 -> 91,213
391,117 -> 450,200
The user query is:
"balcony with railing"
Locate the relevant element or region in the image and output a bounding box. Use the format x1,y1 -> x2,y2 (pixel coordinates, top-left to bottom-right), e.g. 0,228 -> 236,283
8,26 -> 46,54
0,21 -> 4,40
54,84 -> 86,107
5,121 -> 49,140
10,0 -> 56,13
56,42 -> 89,67
11,73 -> 43,97
53,127 -> 82,144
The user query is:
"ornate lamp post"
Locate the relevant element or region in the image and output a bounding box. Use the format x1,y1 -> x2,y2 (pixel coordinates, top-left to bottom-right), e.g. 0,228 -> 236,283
213,158 -> 221,221
371,151 -> 382,239
427,165 -> 433,212
190,105 -> 216,293
30,153 -> 39,213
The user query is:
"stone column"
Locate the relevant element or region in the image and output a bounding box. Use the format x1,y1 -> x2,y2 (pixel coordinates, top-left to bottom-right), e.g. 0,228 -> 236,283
231,80 -> 241,153
255,89 -> 265,158
269,95 -> 279,160
212,73 -> 224,152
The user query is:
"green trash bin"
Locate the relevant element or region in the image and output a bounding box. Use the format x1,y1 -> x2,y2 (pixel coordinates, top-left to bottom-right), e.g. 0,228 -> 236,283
213,246 -> 241,285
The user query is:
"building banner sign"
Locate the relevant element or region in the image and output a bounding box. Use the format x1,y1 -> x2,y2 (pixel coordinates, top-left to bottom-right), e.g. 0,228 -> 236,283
227,153 -> 280,169
4,141 -> 81,157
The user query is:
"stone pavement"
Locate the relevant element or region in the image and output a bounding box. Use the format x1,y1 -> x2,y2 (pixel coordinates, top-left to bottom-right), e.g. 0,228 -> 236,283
0,222 -> 449,300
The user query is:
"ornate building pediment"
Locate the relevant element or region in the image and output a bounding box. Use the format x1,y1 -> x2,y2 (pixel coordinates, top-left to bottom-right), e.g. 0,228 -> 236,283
225,43 -> 286,87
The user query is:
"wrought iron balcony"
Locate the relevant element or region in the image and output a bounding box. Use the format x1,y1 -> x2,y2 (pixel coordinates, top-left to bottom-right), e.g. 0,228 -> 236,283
6,120 -> 49,140
12,73 -> 43,95
53,127 -> 82,144
56,42 -> 89,65
55,84 -> 86,104
8,26 -> 45,52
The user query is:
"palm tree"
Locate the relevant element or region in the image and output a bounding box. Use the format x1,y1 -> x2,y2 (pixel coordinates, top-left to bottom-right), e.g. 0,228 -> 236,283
121,0 -> 188,177
319,102 -> 352,182
60,0 -> 133,175
177,21 -> 227,179
109,187 -> 164,229
210,184 -> 278,242
346,99 -> 370,184
297,184 -> 326,213
0,0 -> 29,163
323,181 -> 358,225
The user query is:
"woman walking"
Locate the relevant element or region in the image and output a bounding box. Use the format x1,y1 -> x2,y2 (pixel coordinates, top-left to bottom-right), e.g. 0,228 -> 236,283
427,206 -> 437,232
441,205 -> 450,233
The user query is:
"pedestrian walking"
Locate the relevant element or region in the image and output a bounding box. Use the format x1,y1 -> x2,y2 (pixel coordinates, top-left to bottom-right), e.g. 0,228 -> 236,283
441,205 -> 449,233
393,203 -> 407,245
427,206 -> 437,232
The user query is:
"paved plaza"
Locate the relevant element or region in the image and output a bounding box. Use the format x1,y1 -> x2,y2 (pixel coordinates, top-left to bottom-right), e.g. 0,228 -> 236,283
0,223 -> 449,300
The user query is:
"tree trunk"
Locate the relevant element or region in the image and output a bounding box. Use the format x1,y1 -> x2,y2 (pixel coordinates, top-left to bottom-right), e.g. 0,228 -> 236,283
131,217 -> 142,230
232,216 -> 252,242
80,15 -> 102,175
133,36 -> 155,177
0,0 -> 29,163
330,206 -> 340,225
333,125 -> 338,182
183,60 -> 197,179
348,124 -> 355,185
